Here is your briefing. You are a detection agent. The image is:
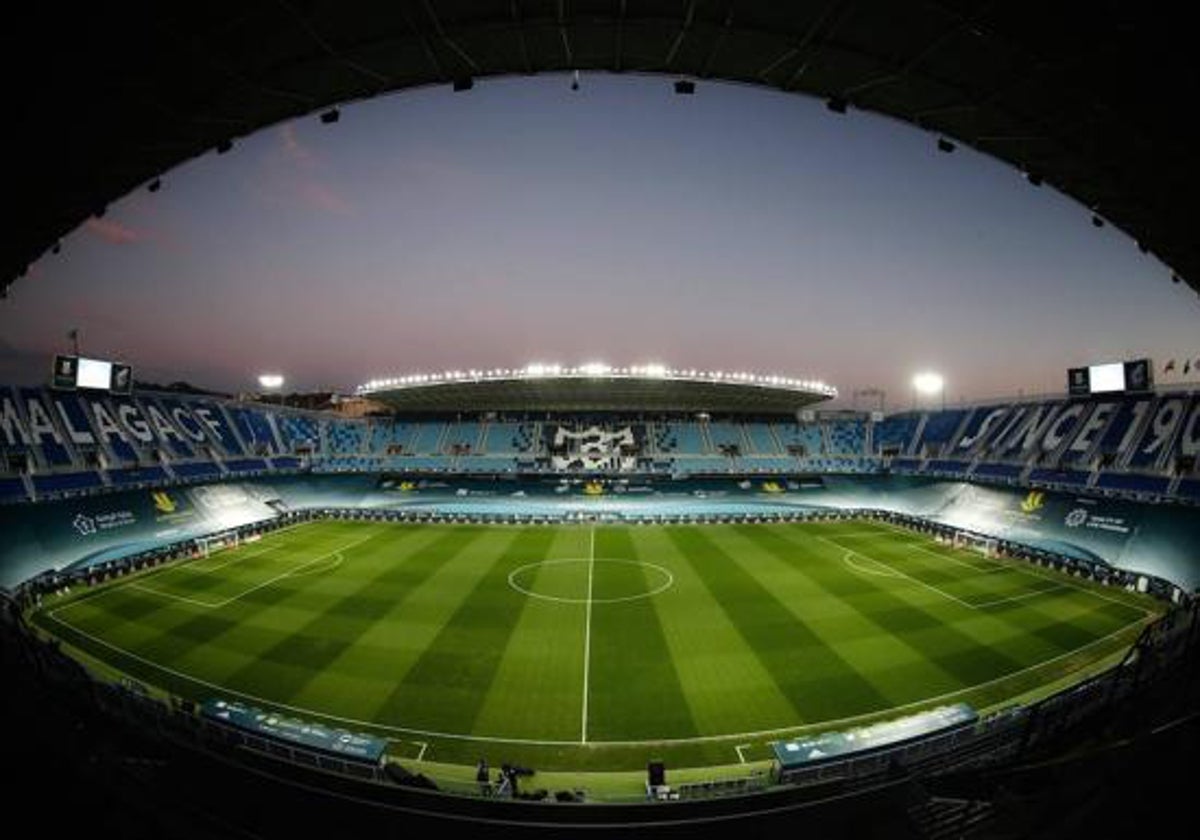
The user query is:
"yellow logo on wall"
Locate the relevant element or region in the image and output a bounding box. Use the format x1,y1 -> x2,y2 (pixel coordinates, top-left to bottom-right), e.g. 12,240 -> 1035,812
762,481 -> 785,494
1020,490 -> 1045,514
151,491 -> 177,514
398,481 -> 417,492
583,481 -> 605,496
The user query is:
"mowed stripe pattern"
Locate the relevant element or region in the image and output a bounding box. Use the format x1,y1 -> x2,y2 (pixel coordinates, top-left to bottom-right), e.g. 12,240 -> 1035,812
38,519 -> 1152,764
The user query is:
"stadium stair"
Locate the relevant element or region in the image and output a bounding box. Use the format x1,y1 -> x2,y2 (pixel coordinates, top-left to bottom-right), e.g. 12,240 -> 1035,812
907,413 -> 929,456
905,795 -> 995,840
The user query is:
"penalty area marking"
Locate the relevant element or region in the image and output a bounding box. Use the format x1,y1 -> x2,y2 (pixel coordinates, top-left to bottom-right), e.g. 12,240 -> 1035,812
59,526 -> 385,614
818,535 -> 979,610
128,552 -> 344,608
735,744 -> 753,764
842,552 -> 904,579
828,533 -> 1130,614
507,558 -> 675,605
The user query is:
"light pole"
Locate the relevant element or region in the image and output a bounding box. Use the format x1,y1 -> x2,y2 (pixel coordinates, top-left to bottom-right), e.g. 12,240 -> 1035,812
258,373 -> 285,406
912,372 -> 945,411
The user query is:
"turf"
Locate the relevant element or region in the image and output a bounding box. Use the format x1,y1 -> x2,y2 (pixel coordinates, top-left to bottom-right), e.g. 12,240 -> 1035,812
32,518 -> 1158,774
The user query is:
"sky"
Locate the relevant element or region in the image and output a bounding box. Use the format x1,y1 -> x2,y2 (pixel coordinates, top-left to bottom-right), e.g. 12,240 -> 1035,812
2,73 -> 1197,411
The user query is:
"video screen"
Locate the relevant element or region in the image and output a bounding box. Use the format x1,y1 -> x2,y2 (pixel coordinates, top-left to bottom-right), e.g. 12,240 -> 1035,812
1087,362 -> 1125,393
76,357 -> 113,390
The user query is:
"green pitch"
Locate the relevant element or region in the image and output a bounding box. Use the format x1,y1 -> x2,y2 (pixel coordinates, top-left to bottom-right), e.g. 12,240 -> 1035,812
32,518 -> 1158,775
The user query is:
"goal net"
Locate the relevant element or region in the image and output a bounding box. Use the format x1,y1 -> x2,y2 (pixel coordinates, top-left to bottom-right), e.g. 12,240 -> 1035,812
195,530 -> 240,558
952,531 -> 999,558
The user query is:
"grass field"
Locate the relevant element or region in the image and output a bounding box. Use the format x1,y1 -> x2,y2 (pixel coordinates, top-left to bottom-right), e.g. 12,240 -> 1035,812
32,518 -> 1159,778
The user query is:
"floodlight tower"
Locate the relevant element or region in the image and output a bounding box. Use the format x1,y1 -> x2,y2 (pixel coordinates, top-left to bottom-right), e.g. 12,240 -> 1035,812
912,372 -> 945,410
258,373 -> 285,406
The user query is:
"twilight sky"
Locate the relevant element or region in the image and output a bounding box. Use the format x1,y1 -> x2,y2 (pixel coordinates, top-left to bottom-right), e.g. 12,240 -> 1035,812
2,73 -> 1197,409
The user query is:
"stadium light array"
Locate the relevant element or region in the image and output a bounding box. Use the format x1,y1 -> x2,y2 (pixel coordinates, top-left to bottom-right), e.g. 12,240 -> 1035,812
913,372 -> 945,396
357,363 -> 838,398
258,374 -> 284,390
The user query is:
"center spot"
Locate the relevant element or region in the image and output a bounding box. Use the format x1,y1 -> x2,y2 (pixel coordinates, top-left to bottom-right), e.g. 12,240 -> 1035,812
508,558 -> 674,604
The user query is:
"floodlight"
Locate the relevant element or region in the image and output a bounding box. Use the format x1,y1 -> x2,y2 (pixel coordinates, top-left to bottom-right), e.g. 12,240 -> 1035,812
258,374 -> 284,390
913,372 -> 944,395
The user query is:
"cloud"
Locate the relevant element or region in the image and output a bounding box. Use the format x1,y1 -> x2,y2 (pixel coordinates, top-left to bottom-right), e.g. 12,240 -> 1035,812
299,181 -> 354,216
85,217 -> 143,245
280,123 -> 317,169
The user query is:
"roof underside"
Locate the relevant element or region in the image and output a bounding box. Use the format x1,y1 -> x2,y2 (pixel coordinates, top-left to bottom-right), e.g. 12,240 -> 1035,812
6,2 -> 1198,299
367,376 -> 830,415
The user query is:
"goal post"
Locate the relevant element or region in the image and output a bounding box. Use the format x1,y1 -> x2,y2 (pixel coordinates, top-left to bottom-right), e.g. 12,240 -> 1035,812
952,530 -> 999,558
195,530 -> 240,558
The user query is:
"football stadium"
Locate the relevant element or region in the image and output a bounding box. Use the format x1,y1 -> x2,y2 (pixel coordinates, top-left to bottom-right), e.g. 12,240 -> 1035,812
4,365 -> 1199,828
4,4 -> 1200,839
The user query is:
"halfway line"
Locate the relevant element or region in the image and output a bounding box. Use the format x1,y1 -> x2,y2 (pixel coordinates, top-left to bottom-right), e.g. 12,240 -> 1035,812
581,524 -> 595,743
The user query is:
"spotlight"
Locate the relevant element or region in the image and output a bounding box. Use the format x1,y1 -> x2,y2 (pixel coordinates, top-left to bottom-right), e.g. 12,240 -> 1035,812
1091,214 -> 1104,228
1025,171 -> 1043,187
673,79 -> 695,95
147,178 -> 162,193
452,76 -> 474,92
320,108 -> 340,124
216,138 -> 233,154
937,137 -> 956,153
826,96 -> 848,114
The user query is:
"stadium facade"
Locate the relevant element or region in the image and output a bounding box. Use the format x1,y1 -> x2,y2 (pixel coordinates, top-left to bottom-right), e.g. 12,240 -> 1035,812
2,374 -> 1198,590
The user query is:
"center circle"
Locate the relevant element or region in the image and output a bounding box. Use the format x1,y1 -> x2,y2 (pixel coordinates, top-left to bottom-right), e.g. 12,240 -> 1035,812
508,558 -> 674,604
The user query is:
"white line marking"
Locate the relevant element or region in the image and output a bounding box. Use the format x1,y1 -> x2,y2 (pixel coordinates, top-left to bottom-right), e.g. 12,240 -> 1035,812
996,559 -> 1153,615
128,583 -> 223,608
581,525 -> 595,744
188,543 -> 283,575
286,553 -> 344,578
127,551 -> 347,609
735,744 -> 752,764
46,519 -> 329,612
812,531 -> 906,539
842,552 -> 904,579
905,542 -> 1006,574
972,584 -> 1068,609
818,535 -> 980,610
39,605 -> 1151,749
55,527 -> 384,615
412,741 -> 428,761
876,522 -> 1153,616
507,558 -> 674,604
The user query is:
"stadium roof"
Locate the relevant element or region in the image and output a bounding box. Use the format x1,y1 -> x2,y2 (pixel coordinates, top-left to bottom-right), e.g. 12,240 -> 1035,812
359,366 -> 835,415
5,3 -> 1199,298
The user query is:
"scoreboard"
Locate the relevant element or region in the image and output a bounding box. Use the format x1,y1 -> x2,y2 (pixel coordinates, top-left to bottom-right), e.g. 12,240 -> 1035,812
51,355 -> 133,394
1067,358 -> 1153,396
